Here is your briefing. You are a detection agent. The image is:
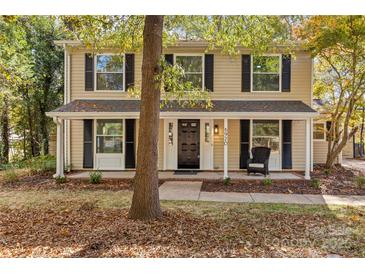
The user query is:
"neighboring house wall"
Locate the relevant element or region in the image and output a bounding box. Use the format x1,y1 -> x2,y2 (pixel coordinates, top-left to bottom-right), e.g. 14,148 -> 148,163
343,140 -> 354,159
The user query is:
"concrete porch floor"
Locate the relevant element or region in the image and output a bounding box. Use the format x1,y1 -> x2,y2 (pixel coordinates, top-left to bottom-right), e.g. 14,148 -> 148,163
67,171 -> 303,180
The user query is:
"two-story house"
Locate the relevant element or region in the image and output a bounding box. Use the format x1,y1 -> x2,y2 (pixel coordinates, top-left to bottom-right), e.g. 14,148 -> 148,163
47,40 -> 320,180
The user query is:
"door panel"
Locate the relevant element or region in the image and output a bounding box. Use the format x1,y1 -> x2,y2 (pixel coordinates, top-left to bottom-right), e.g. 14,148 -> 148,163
178,120 -> 200,169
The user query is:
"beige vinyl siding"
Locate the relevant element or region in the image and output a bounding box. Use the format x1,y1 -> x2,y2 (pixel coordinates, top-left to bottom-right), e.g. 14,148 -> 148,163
213,119 -> 224,169
228,120 -> 240,170
70,119 -> 84,170
69,47 -> 311,104
292,120 -> 306,170
70,48 -> 142,100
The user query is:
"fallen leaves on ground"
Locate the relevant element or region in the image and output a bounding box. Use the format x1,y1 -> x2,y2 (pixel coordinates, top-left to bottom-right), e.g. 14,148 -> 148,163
0,194 -> 364,258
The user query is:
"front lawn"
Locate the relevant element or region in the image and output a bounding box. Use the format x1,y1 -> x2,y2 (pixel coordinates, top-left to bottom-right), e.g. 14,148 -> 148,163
0,189 -> 364,258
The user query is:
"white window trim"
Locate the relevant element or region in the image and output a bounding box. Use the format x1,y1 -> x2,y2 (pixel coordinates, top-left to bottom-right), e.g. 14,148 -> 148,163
174,53 -> 205,92
249,119 -> 282,170
313,121 -> 326,141
251,54 -> 282,93
95,119 -> 125,154
94,53 -> 126,92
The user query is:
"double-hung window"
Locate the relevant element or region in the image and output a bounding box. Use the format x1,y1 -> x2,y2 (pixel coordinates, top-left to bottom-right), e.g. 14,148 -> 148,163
96,119 -> 124,153
252,120 -> 280,152
252,55 -> 281,92
96,54 -> 124,91
175,55 -> 204,90
313,122 -> 326,141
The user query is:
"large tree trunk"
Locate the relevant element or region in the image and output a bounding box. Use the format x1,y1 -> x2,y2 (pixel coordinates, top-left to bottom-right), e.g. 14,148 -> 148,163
0,94 -> 10,164
128,16 -> 164,220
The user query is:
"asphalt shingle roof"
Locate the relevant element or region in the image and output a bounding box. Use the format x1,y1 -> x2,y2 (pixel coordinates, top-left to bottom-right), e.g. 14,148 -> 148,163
51,100 -> 316,113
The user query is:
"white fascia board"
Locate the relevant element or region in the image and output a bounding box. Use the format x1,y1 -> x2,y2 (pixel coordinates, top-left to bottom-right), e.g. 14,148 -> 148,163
47,111 -> 319,120
54,40 -> 82,46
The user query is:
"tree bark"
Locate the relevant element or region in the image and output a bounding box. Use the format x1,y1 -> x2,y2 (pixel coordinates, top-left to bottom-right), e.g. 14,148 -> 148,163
128,16 -> 163,220
0,94 -> 10,164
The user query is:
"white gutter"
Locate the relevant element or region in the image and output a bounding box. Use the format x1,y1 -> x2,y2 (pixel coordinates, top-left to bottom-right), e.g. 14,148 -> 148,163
46,111 -> 319,120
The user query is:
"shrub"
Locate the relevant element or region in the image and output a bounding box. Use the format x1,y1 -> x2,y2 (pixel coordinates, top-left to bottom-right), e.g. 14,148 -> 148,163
356,176 -> 365,189
26,155 -> 56,175
89,170 -> 102,184
263,178 -> 272,186
223,177 -> 231,186
3,169 -> 19,183
55,175 -> 66,184
310,178 -> 321,189
324,168 -> 331,176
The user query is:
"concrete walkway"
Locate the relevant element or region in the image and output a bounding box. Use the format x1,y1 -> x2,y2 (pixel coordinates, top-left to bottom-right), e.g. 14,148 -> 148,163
342,158 -> 365,173
159,181 -> 365,206
69,171 -> 303,180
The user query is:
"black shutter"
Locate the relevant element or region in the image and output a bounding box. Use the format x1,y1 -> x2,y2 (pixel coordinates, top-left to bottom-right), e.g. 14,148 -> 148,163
164,54 -> 174,65
125,54 -> 135,91
282,120 -> 292,169
125,119 -> 136,169
326,121 -> 332,141
282,55 -> 291,92
83,120 -> 93,168
242,55 -> 251,92
240,120 -> 250,169
204,54 -> 214,92
85,54 -> 94,91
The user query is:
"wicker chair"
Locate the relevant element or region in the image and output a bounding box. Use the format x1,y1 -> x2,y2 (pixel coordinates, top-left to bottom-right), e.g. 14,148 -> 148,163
247,147 -> 271,177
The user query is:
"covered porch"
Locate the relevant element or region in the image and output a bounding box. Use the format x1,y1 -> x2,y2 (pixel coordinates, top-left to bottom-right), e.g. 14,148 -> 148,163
46,99 -> 318,180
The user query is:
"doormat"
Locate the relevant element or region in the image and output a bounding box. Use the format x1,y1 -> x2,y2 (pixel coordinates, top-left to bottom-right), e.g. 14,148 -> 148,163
174,170 -> 198,175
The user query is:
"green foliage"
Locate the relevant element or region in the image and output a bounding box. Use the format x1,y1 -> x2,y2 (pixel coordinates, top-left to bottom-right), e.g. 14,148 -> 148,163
309,178 -> 321,189
55,175 -> 66,184
223,177 -> 231,186
89,170 -> 102,184
324,169 -> 331,176
355,176 -> 365,188
296,16 -> 365,167
0,16 -> 65,162
3,169 -> 19,183
26,155 -> 56,175
263,178 -> 273,186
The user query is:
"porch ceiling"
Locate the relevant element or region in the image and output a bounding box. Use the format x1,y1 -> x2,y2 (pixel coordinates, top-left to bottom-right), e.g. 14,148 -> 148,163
46,99 -> 318,120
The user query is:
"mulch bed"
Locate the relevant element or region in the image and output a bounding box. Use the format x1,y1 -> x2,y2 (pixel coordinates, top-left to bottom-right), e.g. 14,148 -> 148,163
202,165 -> 365,195
2,164 -> 365,195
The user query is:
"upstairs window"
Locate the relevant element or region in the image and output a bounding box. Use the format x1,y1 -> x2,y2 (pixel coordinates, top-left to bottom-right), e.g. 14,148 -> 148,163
96,54 -> 124,91
175,55 -> 204,90
252,55 -> 281,92
313,122 -> 326,141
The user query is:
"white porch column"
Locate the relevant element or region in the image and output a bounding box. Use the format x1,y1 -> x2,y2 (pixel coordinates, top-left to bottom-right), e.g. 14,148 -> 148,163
305,118 -> 311,180
54,117 -> 64,178
223,118 -> 228,179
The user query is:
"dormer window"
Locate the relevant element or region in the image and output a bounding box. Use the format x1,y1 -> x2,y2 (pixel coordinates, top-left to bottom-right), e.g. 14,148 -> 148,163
96,54 -> 125,91
175,54 -> 204,91
252,55 -> 281,92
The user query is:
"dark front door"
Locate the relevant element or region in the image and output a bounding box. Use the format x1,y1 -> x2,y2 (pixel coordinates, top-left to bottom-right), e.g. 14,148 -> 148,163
178,120 -> 200,169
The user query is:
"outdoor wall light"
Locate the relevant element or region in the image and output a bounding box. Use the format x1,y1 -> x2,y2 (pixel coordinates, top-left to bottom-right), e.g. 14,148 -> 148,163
214,124 -> 219,135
